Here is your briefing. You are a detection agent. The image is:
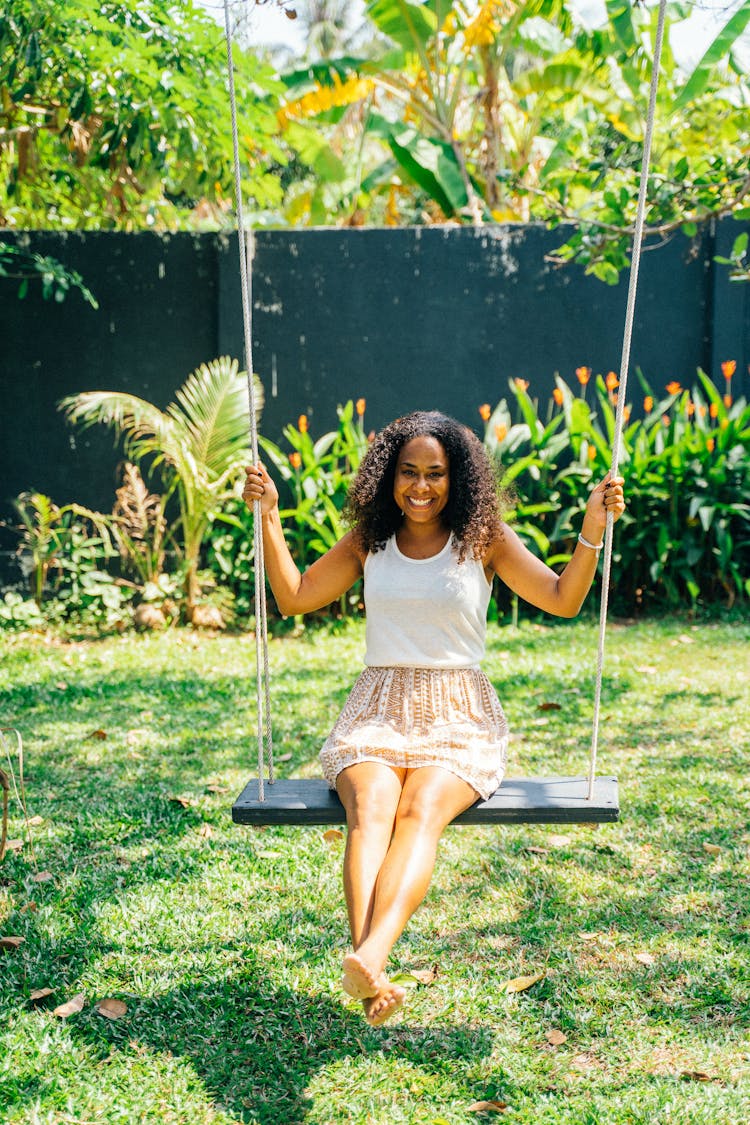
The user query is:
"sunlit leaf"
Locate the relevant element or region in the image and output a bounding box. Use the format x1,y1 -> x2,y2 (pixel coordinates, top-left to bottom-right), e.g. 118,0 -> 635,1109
54,993 -> 86,1018
503,970 -> 545,994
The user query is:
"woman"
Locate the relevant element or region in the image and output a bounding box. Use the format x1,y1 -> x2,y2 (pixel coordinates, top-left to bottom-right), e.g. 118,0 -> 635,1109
243,410 -> 625,1028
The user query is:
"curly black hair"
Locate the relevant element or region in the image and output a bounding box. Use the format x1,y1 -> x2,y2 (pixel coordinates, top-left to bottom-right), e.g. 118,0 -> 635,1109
345,411 -> 506,562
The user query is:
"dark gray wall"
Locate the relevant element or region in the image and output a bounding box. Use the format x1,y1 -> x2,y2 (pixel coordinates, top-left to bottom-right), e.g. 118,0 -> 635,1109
1,223 -> 748,564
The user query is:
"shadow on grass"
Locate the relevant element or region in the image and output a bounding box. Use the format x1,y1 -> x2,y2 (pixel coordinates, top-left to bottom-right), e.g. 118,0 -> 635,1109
6,967 -> 499,1124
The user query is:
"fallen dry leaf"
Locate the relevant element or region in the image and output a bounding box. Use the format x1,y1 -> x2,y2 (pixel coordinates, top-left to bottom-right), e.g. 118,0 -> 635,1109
570,1054 -> 597,1070
503,970 -> 545,994
578,932 -> 600,942
547,834 -> 572,849
29,987 -> 55,1004
636,665 -> 657,675
680,1071 -> 714,1083
31,871 -> 54,883
409,965 -> 438,985
277,752 -> 293,763
0,935 -> 25,951
169,796 -> 196,809
467,1101 -> 508,1114
54,681 -> 69,690
538,701 -> 561,711
206,784 -> 229,795
323,828 -> 344,844
20,902 -> 38,914
703,843 -> 721,857
197,824 -> 214,839
27,815 -> 44,827
545,1029 -> 567,1046
526,846 -> 548,856
635,952 -> 656,966
54,993 -> 86,1018
96,998 -> 128,1020
87,729 -> 107,741
5,838 -> 23,852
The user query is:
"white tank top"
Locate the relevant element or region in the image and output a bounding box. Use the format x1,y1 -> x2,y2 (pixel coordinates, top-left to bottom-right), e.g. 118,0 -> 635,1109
363,535 -> 492,669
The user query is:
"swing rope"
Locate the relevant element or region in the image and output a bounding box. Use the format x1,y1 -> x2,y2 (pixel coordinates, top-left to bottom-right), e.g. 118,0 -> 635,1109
222,0 -> 274,799
223,0 -> 667,806
588,0 -> 668,798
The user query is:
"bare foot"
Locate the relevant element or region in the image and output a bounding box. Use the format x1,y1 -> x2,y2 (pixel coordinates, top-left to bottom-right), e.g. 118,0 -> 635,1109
363,981 -> 406,1028
342,951 -> 381,999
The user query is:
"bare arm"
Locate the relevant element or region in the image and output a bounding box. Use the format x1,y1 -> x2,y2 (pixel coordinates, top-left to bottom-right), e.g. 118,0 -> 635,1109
488,476 -> 626,618
243,464 -> 363,617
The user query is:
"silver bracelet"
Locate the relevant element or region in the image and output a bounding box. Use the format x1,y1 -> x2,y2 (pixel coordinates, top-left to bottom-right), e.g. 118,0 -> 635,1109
578,532 -> 604,551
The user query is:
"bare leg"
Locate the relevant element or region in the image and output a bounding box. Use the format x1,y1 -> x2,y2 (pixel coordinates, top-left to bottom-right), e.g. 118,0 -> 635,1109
336,761 -> 405,952
336,761 -> 408,1022
353,766 -> 479,998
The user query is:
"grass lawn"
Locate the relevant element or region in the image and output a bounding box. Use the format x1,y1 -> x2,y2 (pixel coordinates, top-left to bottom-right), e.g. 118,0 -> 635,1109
1,617 -> 749,1124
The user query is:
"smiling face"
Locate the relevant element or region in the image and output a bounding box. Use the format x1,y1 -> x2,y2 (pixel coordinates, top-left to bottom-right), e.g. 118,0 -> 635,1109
393,434 -> 450,525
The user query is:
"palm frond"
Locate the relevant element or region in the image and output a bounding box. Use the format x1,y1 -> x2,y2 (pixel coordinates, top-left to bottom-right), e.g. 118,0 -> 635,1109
59,391 -> 178,466
169,357 -> 263,480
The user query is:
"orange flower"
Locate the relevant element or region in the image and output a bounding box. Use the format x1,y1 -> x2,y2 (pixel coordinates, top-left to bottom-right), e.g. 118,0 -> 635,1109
289,451 -> 302,469
721,360 -> 736,380
709,402 -> 719,419
686,400 -> 695,416
479,403 -> 491,422
706,437 -> 715,452
514,378 -> 529,392
721,418 -> 729,430
588,445 -> 597,461
611,392 -> 619,406
644,395 -> 654,413
576,366 -> 591,386
298,414 -> 308,433
605,371 -> 619,392
552,387 -> 564,406
724,394 -> 732,408
356,397 -> 366,416
367,430 -> 375,443
494,423 -> 508,442
698,405 -> 707,418
623,405 -> 632,422
665,381 -> 682,395
662,414 -> 670,427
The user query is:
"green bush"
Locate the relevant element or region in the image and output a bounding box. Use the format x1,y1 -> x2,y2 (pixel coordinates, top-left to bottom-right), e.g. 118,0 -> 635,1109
481,362 -> 750,613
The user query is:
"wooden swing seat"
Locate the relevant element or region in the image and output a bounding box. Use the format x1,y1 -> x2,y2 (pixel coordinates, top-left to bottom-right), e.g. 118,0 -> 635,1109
232,775 -> 619,827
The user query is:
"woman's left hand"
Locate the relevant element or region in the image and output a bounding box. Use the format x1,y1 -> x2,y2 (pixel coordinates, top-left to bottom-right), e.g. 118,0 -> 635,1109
585,474 -> 626,531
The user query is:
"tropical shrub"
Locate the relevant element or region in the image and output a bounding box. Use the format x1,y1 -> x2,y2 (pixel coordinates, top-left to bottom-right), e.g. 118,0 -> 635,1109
61,356 -> 263,622
481,362 -> 750,612
258,398 -> 369,618
2,492 -> 132,630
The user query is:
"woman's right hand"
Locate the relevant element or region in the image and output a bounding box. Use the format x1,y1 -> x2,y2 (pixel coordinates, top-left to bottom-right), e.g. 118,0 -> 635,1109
242,463 -> 279,515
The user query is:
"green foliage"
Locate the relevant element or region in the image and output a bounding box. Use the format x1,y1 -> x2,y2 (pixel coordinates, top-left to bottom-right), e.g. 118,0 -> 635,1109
0,590 -> 44,629
258,399 -> 369,618
481,365 -> 750,612
276,0 -> 750,282
9,491 -> 114,606
60,356 -> 263,617
0,0 -> 286,230
204,497 -> 256,620
0,240 -> 98,305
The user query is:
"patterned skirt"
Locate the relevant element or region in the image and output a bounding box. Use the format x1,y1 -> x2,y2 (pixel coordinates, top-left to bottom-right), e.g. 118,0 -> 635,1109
319,666 -> 508,800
